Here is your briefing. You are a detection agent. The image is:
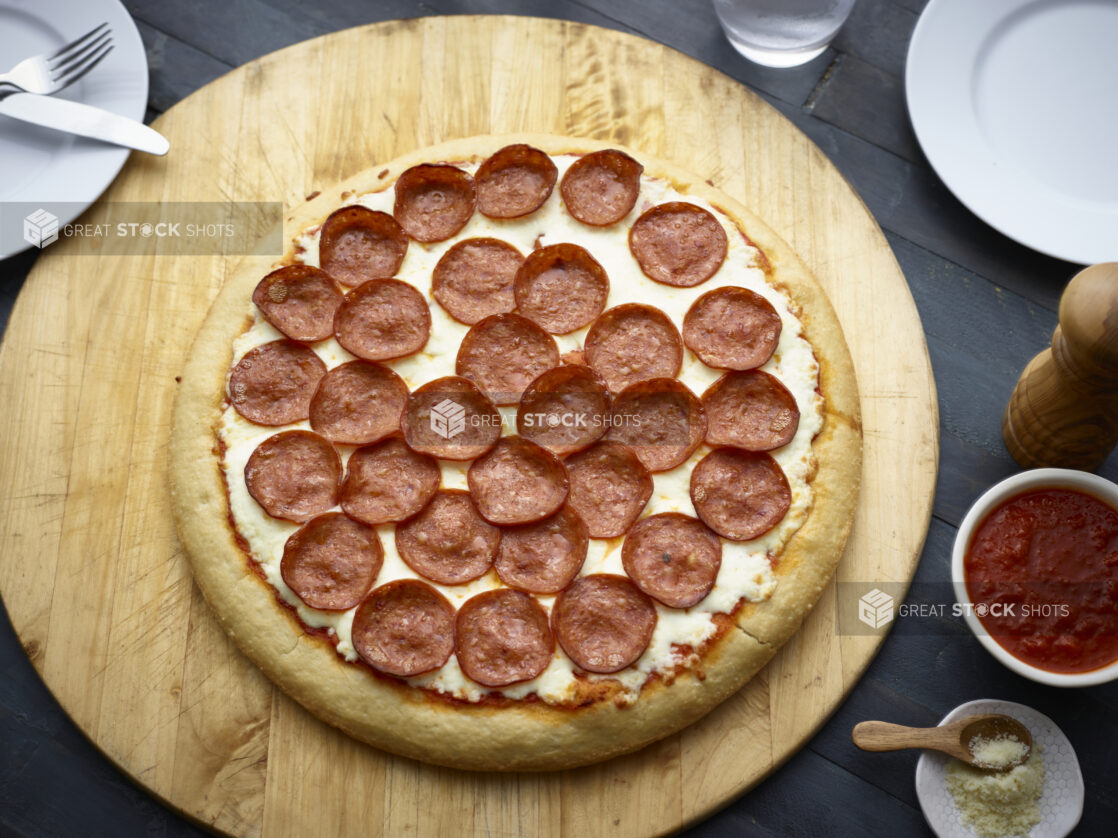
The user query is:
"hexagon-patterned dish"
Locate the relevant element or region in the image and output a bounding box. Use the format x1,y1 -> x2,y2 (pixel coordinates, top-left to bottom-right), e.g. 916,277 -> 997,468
916,699 -> 1084,838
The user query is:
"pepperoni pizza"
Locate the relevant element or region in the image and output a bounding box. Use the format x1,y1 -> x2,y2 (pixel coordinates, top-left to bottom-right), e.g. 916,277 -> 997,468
170,135 -> 861,770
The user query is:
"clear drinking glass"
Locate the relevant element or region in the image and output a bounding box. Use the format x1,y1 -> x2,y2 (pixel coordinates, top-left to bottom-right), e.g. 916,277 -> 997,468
713,0 -> 857,68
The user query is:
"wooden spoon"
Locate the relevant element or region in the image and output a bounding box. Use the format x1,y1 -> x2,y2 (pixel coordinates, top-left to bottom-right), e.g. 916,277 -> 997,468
852,714 -> 1033,772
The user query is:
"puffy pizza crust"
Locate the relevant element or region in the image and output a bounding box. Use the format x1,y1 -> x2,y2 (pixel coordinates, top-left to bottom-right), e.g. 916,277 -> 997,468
169,134 -> 861,771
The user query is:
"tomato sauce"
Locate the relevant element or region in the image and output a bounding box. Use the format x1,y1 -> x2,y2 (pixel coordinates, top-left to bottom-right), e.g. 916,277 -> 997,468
964,487 -> 1118,674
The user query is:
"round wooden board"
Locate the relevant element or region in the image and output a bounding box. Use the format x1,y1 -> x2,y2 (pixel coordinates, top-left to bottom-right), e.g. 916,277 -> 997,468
0,16 -> 937,838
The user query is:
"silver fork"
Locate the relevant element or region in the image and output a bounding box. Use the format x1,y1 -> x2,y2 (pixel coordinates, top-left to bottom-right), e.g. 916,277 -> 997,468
0,23 -> 113,96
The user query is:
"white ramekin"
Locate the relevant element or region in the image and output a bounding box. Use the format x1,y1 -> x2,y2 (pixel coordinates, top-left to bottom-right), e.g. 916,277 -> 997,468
951,468 -> 1118,687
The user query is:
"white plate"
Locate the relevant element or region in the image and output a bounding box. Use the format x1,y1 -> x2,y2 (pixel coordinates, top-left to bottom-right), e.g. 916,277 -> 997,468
915,699 -> 1084,838
906,0 -> 1118,265
0,0 -> 148,259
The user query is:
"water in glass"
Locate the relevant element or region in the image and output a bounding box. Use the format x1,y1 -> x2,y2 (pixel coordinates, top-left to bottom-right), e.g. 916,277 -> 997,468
713,0 -> 857,67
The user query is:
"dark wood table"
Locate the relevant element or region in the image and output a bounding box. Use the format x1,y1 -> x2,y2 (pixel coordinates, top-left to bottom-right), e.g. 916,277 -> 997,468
1,1 -> 1115,835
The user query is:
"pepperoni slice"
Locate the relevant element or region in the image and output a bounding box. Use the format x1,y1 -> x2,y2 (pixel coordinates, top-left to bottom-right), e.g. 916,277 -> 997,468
393,164 -> 476,242
584,304 -> 683,393
513,244 -> 610,334
431,237 -> 524,325
563,440 -> 653,538
682,286 -> 782,370
467,436 -> 569,525
628,202 -> 728,287
318,206 -> 408,287
516,364 -> 610,456
244,430 -> 341,522
228,340 -> 326,426
308,361 -> 409,445
455,589 -> 554,687
559,149 -> 643,226
702,370 -> 800,452
456,313 -> 559,405
340,437 -> 440,525
352,580 -> 456,677
494,504 -> 589,594
280,512 -> 383,610
395,490 -> 501,585
606,378 -> 706,472
552,575 -> 657,674
475,144 -> 558,219
561,348 -> 586,366
621,513 -> 721,608
252,265 -> 343,342
401,376 -> 501,461
333,278 -> 431,361
690,448 -> 791,541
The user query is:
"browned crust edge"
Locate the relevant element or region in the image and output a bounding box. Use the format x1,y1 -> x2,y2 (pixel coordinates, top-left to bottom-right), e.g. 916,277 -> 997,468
168,133 -> 862,771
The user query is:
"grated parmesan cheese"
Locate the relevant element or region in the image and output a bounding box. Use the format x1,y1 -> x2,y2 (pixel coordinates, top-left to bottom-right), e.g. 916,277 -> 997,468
945,745 -> 1045,837
969,733 -> 1030,770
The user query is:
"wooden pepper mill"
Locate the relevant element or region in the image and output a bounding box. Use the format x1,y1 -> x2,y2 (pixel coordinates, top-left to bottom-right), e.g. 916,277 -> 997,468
1003,262 -> 1118,470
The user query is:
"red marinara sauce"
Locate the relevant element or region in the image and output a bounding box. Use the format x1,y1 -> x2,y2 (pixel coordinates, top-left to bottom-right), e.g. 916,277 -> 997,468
964,487 -> 1118,673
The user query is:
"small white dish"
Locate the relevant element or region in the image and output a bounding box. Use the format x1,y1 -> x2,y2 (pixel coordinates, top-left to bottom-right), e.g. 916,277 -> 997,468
0,0 -> 149,259
915,699 -> 1083,838
906,0 -> 1118,264
951,468 -> 1118,687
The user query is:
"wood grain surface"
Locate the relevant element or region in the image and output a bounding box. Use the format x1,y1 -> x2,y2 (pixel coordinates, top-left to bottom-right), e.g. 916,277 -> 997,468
0,16 -> 936,837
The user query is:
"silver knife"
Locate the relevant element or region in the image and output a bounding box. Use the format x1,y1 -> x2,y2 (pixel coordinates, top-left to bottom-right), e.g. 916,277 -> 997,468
0,92 -> 169,156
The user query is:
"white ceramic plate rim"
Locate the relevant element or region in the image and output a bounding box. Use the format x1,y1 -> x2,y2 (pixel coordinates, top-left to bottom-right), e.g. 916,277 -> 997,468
905,0 -> 1118,265
951,468 -> 1118,687
915,699 -> 1084,838
0,0 -> 148,259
